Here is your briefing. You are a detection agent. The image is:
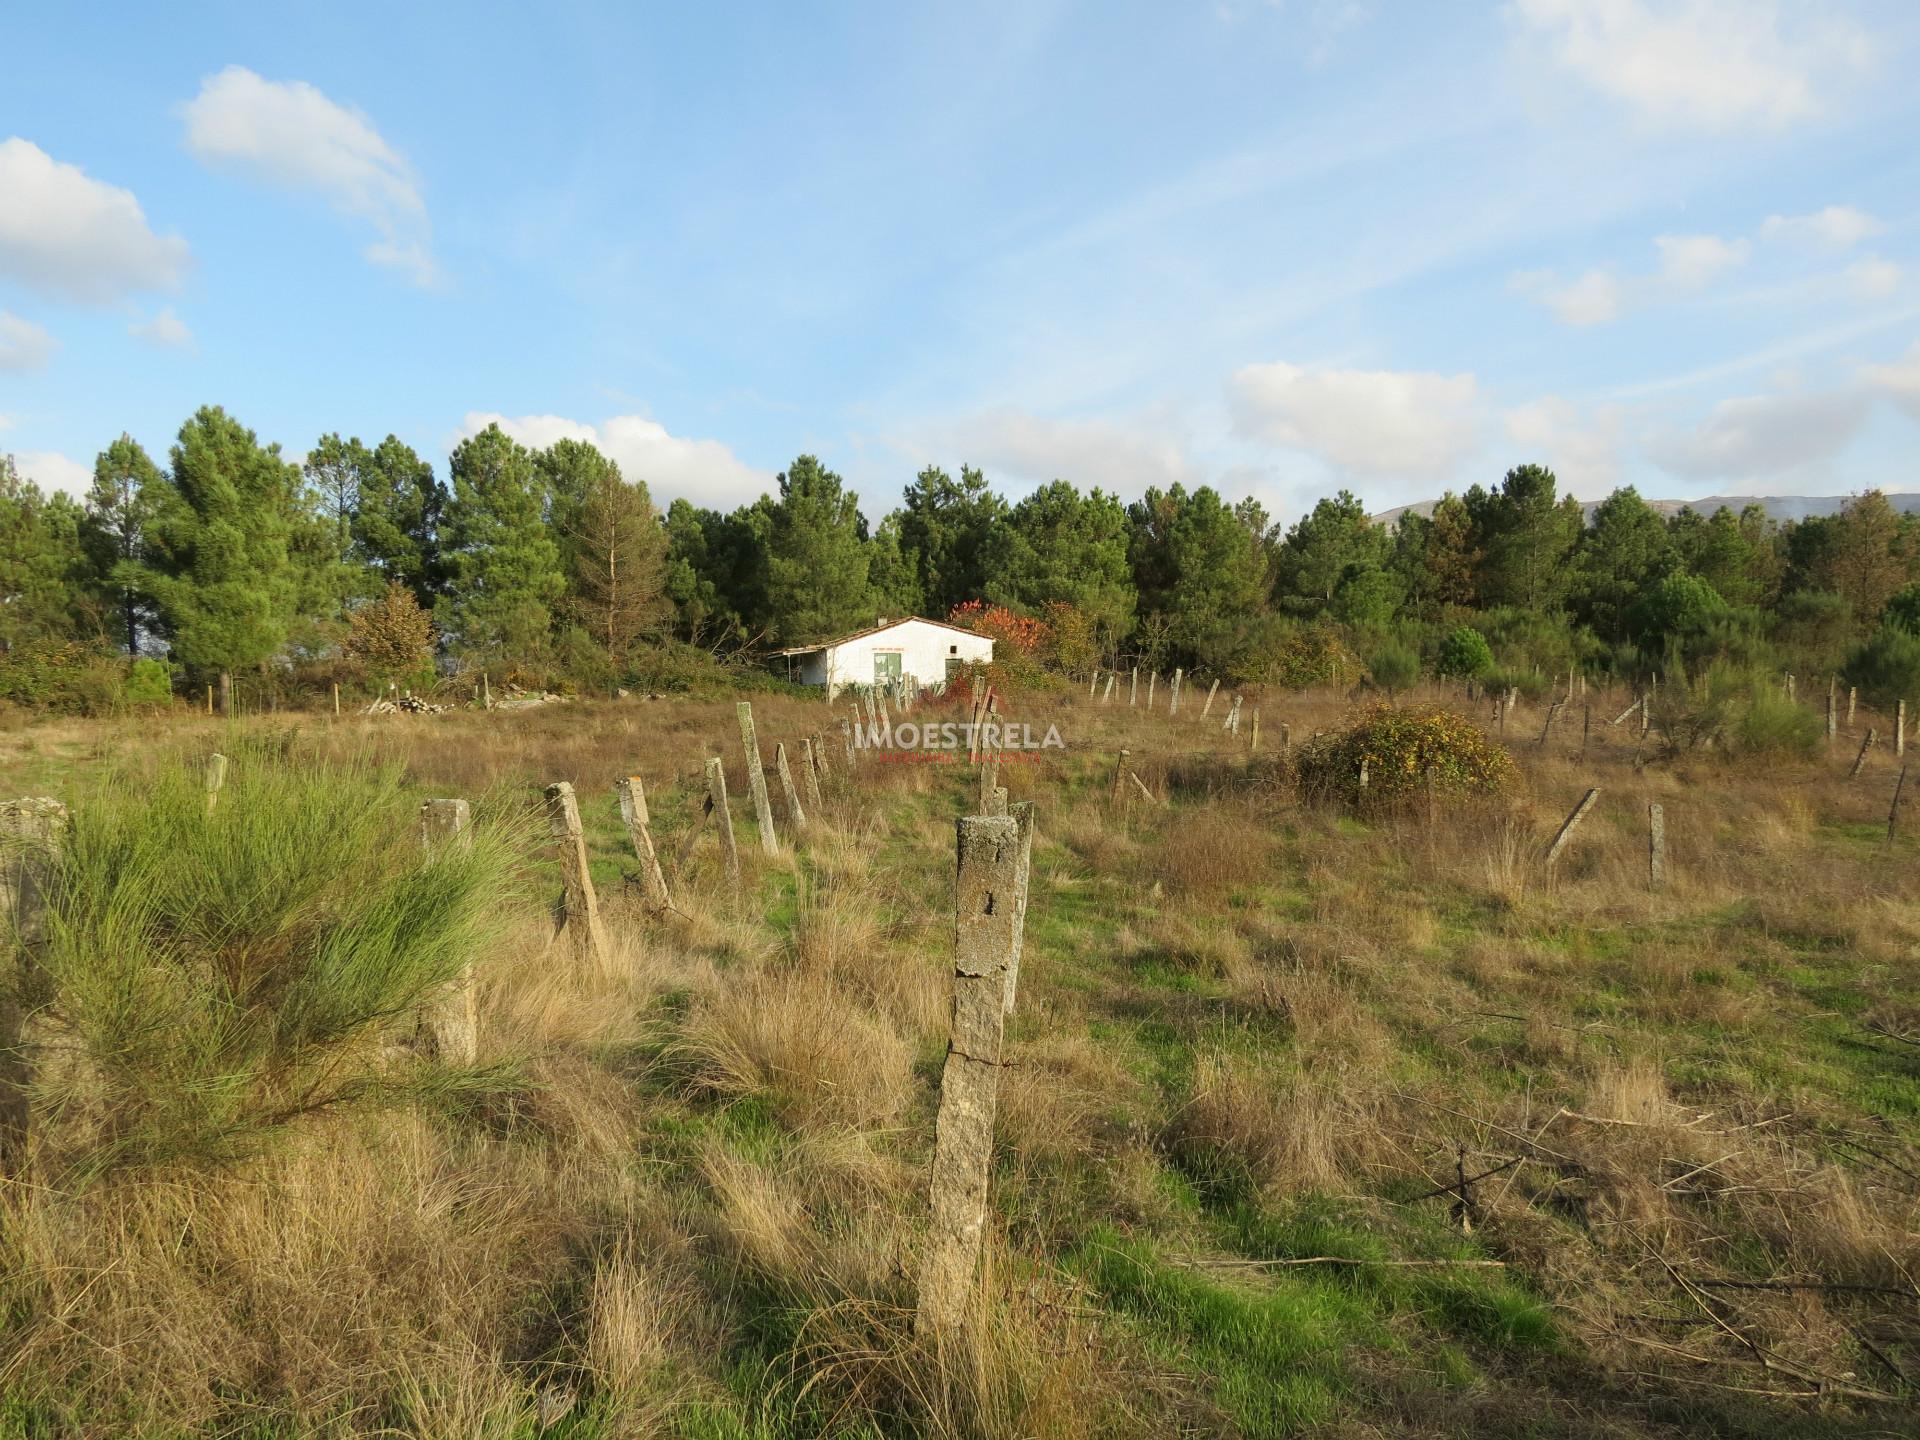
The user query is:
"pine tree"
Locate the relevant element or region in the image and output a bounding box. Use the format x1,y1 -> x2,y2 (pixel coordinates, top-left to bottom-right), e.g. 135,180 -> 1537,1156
1469,465 -> 1581,610
82,435 -> 163,654
896,464 -> 1008,613
352,435 -> 446,607
764,456 -> 874,644
543,441 -> 667,669
1273,490 -> 1388,612
1571,487 -> 1676,641
437,424 -> 565,660
302,434 -> 381,618
1127,483 -> 1270,670
994,481 -> 1136,650
123,407 -> 300,708
0,456 -> 94,650
1813,491 -> 1908,628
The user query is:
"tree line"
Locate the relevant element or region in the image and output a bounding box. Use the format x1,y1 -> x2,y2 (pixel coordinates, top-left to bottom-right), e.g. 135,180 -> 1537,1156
5,404 -> 1920,708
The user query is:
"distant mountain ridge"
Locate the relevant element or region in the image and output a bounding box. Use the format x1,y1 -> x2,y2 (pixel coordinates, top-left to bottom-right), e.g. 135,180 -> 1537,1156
1371,494 -> 1920,528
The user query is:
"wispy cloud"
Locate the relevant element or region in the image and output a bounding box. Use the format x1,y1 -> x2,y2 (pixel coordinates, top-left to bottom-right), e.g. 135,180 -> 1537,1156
1646,385 -> 1873,480
182,66 -> 438,287
128,305 -> 195,350
1228,362 -> 1481,477
0,311 -> 58,372
1515,231 -> 1749,326
1512,0 -> 1872,132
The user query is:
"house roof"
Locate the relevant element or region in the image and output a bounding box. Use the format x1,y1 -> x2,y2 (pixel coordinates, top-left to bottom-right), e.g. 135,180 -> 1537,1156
773,615 -> 995,656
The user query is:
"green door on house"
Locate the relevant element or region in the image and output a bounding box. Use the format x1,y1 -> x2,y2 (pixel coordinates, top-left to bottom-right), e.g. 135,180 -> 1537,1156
874,652 -> 902,687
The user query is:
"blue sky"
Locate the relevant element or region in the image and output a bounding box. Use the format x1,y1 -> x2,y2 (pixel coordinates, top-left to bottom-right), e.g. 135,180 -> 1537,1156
4,1 -> 1919,524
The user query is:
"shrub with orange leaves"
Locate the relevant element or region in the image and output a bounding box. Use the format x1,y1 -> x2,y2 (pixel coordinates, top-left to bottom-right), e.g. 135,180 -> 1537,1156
949,600 -> 1051,690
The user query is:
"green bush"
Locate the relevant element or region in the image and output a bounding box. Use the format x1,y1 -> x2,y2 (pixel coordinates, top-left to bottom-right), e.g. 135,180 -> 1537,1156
1842,625 -> 1920,713
20,746 -> 524,1178
1734,692 -> 1823,761
1630,573 -> 1726,648
1649,663 -> 1743,753
124,656 -> 173,707
1883,583 -> 1920,635
1258,623 -> 1362,691
1367,643 -> 1420,695
1435,626 -> 1493,680
1297,703 -> 1514,813
0,642 -> 124,715
1482,666 -> 1550,701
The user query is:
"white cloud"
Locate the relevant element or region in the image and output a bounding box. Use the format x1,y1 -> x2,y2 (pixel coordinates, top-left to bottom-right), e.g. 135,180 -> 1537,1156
1228,362 -> 1480,476
903,407 -> 1199,497
456,411 -> 770,509
128,305 -> 195,350
0,311 -> 58,372
1519,267 -> 1622,326
1845,256 -> 1902,301
1647,386 -> 1872,479
13,450 -> 91,498
1865,341 -> 1920,421
0,138 -> 191,304
1503,395 -> 1623,495
1654,233 -> 1750,289
1760,204 -> 1883,250
182,66 -> 437,287
1512,0 -> 1871,132
1518,230 -> 1748,326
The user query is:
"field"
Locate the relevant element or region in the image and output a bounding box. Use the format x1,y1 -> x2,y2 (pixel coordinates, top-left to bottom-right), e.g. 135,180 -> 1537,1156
1,679 -> 1917,1438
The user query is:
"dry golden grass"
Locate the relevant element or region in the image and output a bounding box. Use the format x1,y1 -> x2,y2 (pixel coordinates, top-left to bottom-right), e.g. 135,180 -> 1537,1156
674,969 -> 914,1131
7,681 -> 1920,1434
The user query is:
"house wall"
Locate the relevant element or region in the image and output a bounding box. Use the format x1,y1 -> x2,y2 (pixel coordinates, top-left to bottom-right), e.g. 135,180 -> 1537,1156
808,621 -> 993,690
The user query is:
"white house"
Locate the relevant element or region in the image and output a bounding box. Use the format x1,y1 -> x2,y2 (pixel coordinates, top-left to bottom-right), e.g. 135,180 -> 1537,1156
776,617 -> 994,694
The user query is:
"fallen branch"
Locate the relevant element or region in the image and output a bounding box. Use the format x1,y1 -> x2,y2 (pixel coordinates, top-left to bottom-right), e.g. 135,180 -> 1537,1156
1695,1277 -> 1919,1304
1403,1155 -> 1525,1203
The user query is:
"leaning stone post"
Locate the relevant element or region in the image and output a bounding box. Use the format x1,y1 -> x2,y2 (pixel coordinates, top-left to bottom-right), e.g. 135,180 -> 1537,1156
1852,728 -> 1878,779
1200,678 -> 1220,719
418,799 -> 478,1061
615,778 -> 671,913
774,742 -> 808,833
917,814 -> 1024,1338
1545,788 -> 1601,872
736,702 -> 780,856
802,738 -> 825,810
704,758 -> 740,892
1537,700 -> 1563,749
545,783 -> 611,970
1129,667 -> 1138,706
